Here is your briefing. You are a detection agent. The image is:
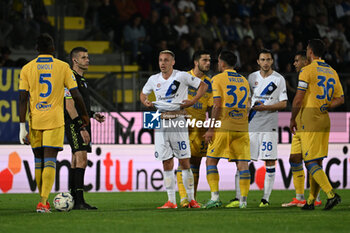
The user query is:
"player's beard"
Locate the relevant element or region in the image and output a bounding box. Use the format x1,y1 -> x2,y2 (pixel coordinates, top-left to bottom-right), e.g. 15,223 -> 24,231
198,64 -> 209,73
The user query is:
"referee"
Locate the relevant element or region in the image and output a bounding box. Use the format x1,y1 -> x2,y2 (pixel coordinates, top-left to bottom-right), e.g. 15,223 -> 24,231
65,47 -> 105,210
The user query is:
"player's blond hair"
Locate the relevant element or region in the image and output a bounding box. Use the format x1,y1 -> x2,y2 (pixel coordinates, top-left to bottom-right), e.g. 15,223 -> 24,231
159,50 -> 175,59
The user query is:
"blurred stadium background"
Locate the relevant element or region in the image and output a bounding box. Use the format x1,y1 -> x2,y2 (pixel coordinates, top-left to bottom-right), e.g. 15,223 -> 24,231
0,0 -> 349,195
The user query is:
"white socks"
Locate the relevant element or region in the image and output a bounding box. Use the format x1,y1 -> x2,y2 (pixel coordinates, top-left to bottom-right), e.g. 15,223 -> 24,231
263,165 -> 276,201
235,169 -> 241,199
182,169 -> 195,201
163,170 -> 176,204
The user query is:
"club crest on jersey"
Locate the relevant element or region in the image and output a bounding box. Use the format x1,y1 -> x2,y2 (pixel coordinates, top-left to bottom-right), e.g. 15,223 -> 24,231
157,83 -> 161,88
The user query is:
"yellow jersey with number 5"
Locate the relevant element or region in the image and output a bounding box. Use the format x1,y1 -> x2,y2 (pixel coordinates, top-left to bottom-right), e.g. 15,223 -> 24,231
297,59 -> 344,131
19,54 -> 77,130
212,69 -> 250,131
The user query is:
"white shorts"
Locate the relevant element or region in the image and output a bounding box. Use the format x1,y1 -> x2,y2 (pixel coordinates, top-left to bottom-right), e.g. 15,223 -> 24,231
154,117 -> 191,161
249,132 -> 278,161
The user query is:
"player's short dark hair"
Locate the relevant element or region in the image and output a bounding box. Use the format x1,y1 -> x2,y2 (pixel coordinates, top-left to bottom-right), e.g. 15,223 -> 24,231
219,50 -> 237,67
258,48 -> 273,59
36,33 -> 54,54
192,50 -> 210,63
70,47 -> 88,60
295,50 -> 307,59
308,39 -> 325,57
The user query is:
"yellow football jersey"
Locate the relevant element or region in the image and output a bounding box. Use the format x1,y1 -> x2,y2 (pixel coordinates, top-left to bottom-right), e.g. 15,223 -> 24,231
186,69 -> 213,121
19,55 -> 77,130
212,69 -> 250,131
297,59 -> 344,131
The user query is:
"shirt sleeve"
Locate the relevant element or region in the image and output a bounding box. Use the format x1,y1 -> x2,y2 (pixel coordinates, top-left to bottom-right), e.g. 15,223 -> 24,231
19,67 -> 29,91
297,68 -> 309,91
142,78 -> 153,95
64,64 -> 78,90
278,77 -> 288,101
183,72 -> 201,89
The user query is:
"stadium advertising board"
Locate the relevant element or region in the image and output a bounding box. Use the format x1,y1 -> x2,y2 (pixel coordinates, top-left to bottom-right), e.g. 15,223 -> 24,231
0,144 -> 349,193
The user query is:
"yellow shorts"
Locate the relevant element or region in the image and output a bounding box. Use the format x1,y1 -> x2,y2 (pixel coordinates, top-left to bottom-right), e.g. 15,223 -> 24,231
207,130 -> 250,162
290,131 -> 302,155
300,131 -> 329,162
30,126 -> 64,151
189,127 -> 207,157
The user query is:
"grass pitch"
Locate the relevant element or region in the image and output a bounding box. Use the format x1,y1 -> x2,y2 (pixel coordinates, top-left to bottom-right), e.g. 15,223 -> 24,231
0,190 -> 349,233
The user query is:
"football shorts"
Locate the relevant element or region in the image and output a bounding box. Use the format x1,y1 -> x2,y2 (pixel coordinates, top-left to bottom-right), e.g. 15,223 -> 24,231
300,131 -> 329,162
154,116 -> 191,161
30,126 -> 64,150
189,127 -> 207,157
207,130 -> 250,162
249,131 -> 278,161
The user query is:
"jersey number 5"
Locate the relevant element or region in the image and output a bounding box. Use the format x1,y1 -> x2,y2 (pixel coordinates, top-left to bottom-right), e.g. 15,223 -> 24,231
316,75 -> 335,101
39,73 -> 52,98
225,85 -> 248,108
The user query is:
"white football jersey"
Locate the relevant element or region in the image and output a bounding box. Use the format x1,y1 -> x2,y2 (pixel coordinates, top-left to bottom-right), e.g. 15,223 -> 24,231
248,70 -> 288,132
142,69 -> 201,112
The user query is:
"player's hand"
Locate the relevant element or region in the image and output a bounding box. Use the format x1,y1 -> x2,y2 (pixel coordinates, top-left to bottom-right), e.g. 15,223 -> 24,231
80,129 -> 90,145
19,123 -> 30,145
81,115 -> 90,126
252,101 -> 266,111
290,119 -> 297,135
94,113 -> 105,123
180,99 -> 195,109
143,100 -> 154,108
204,129 -> 215,144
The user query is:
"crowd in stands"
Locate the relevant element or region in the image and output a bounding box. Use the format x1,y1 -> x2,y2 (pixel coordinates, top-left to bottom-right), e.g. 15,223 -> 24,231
1,0 -> 350,76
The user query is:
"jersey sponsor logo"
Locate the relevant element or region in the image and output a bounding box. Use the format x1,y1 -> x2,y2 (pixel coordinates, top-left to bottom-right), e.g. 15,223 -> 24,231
229,109 -> 244,119
35,101 -> 52,111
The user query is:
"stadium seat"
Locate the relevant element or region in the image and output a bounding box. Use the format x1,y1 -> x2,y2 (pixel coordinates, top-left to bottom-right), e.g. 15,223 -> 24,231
64,41 -> 110,54
48,17 -> 85,30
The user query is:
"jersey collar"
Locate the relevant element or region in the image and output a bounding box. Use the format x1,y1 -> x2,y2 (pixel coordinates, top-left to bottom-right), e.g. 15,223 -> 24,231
312,58 -> 325,64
